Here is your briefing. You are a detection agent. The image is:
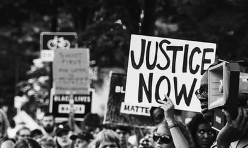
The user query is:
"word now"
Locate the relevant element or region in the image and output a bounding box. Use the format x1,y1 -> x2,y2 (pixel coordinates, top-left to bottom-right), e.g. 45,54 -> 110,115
138,73 -> 196,106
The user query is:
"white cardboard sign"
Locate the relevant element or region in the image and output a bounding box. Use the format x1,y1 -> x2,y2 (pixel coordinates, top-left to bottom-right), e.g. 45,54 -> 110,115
53,48 -> 90,94
124,35 -> 216,112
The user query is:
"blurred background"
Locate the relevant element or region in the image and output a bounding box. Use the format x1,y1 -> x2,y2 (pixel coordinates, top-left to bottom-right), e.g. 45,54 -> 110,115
0,0 -> 248,121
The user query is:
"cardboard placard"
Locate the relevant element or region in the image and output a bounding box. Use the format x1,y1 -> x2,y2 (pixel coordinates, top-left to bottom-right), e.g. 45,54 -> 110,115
125,35 -> 216,112
103,73 -> 154,127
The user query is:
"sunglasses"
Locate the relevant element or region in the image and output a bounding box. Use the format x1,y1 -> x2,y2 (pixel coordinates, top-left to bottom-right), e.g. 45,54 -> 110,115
195,84 -> 208,97
153,132 -> 172,144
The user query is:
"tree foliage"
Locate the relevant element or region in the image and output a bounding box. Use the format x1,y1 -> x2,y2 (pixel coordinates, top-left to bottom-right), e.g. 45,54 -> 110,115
0,0 -> 248,116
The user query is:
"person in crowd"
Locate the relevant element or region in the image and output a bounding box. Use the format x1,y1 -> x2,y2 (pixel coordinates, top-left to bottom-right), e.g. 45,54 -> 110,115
40,113 -> 56,138
14,138 -> 41,148
30,129 -> 43,141
153,96 -> 195,148
113,125 -> 133,148
0,109 -> 15,148
83,113 -> 102,138
150,107 -> 183,126
138,134 -> 154,148
150,107 -> 165,126
70,131 -> 94,148
37,136 -> 56,148
16,127 -> 31,141
95,129 -> 120,148
54,124 -> 72,148
196,64 -> 248,148
187,113 -> 216,148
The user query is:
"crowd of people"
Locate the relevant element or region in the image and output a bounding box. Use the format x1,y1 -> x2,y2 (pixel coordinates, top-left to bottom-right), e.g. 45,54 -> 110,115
1,64 -> 248,148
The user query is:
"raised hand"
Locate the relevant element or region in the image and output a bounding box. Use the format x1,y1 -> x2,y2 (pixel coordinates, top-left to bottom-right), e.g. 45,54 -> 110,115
157,95 -> 175,124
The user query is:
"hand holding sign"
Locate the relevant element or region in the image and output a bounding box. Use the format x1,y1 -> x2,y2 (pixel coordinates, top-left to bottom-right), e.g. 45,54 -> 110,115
158,96 -> 175,124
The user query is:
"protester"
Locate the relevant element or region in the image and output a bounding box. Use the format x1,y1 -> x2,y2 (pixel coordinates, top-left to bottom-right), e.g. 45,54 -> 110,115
0,109 -> 15,148
40,113 -> 56,138
187,114 -> 216,148
83,113 -> 102,138
30,129 -> 43,141
138,134 -> 154,148
15,127 -> 31,141
112,125 -> 133,148
14,138 -> 41,148
196,66 -> 248,148
153,96 -> 195,148
54,124 -> 72,148
95,129 -> 120,148
37,136 -> 56,148
150,107 -> 165,126
70,131 -> 94,148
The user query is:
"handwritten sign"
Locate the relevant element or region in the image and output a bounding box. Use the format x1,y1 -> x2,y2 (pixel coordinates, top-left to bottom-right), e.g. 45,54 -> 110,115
124,35 -> 216,112
53,48 -> 90,94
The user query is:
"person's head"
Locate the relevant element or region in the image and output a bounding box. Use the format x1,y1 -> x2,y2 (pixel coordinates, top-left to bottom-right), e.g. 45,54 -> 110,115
187,114 -> 216,148
195,71 -> 214,123
113,125 -> 131,148
37,137 -> 56,148
153,120 -> 195,148
30,129 -> 43,140
70,132 -> 94,148
42,112 -> 55,133
55,124 -> 72,147
150,107 -> 164,125
95,129 -> 120,148
0,109 -> 10,137
16,127 -> 31,141
14,138 -> 42,148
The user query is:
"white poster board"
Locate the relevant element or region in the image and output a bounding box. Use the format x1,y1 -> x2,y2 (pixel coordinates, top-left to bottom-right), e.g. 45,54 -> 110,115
124,35 -> 216,112
53,48 -> 90,94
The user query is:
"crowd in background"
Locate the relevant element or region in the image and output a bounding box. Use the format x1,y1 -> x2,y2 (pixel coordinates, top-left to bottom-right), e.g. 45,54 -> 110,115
1,64 -> 248,148
0,96 -> 218,148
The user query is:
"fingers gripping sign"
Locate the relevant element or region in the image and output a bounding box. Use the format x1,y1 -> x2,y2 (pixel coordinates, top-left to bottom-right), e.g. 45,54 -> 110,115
158,95 -> 175,123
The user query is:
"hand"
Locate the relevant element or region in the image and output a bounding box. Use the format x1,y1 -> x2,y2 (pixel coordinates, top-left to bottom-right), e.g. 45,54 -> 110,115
157,95 -> 175,124
217,108 -> 248,146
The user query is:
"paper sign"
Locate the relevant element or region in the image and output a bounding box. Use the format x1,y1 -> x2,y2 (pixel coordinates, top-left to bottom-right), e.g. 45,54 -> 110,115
53,48 -> 90,94
124,35 -> 216,112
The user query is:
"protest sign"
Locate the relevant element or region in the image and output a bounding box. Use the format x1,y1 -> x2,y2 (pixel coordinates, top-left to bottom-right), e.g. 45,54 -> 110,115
103,73 -> 154,127
53,48 -> 90,95
50,93 -> 92,121
124,35 -> 216,112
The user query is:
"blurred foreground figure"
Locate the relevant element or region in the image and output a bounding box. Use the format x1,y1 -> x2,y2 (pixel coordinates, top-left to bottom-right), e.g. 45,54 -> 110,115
14,138 -> 41,148
0,109 -> 15,148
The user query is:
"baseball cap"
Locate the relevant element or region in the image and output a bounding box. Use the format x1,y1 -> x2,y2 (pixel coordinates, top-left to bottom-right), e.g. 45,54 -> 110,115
55,124 -> 70,136
70,132 -> 94,142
